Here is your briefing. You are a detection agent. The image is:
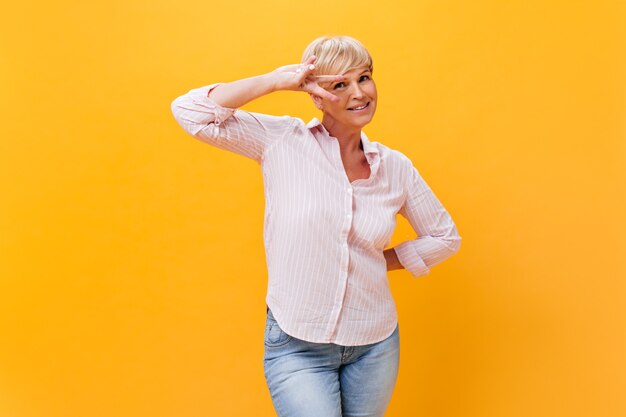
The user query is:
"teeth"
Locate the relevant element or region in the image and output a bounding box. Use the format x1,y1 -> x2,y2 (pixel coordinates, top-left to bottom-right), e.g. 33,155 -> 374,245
351,103 -> 368,110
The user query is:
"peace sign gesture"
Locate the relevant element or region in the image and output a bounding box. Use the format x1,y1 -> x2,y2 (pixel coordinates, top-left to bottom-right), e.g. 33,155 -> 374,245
269,55 -> 345,102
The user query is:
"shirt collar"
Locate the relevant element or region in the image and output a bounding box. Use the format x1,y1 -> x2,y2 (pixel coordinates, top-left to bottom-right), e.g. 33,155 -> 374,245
306,118 -> 380,158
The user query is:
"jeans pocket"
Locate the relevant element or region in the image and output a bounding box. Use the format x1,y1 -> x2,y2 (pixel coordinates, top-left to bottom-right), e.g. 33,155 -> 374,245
264,312 -> 292,348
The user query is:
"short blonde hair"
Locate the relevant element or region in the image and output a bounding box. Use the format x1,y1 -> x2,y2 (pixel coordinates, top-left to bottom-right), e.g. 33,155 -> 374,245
301,35 -> 373,79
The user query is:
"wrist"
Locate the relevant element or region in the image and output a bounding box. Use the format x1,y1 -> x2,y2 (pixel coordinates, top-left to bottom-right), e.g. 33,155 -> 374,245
261,72 -> 279,94
384,248 -> 403,271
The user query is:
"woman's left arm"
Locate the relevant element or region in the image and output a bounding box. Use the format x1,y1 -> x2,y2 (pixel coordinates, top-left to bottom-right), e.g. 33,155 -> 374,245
390,163 -> 462,277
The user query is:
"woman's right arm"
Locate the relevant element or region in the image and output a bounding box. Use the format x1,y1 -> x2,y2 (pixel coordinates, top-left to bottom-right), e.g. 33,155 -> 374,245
205,73 -> 276,109
170,56 -> 344,163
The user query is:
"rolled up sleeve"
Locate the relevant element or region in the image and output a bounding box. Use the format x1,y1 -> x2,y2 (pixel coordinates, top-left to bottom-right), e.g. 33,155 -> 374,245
170,83 -> 294,163
394,163 -> 462,278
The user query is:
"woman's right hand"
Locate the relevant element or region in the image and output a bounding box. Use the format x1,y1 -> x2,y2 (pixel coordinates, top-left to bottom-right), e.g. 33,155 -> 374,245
268,55 -> 345,102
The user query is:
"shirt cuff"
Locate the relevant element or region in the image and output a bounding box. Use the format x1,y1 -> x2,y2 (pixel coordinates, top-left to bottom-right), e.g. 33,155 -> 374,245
204,83 -> 237,127
393,241 -> 431,278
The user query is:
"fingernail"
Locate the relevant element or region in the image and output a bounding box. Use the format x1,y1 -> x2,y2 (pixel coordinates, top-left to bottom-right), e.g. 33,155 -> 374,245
309,64 -> 315,70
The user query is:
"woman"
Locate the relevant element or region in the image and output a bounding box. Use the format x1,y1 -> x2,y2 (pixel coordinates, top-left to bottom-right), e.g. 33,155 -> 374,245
171,35 -> 461,417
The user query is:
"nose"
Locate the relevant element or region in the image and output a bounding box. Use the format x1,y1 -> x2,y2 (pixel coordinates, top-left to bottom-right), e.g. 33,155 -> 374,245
350,82 -> 364,98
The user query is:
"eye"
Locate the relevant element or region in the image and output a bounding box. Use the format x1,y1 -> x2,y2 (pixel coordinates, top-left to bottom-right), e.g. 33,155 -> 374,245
333,82 -> 346,90
359,75 -> 370,81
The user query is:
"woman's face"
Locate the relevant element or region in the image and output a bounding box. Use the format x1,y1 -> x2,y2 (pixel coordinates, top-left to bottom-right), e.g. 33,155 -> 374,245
316,66 -> 377,130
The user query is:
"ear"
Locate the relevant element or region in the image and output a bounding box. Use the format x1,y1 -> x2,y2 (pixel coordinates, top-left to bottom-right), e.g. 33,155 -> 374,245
310,93 -> 323,110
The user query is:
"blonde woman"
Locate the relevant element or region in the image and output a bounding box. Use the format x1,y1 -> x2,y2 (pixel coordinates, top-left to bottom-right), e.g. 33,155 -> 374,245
171,35 -> 461,417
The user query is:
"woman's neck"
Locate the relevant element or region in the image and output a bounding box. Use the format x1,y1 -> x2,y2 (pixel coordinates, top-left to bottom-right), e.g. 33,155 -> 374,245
322,117 -> 363,155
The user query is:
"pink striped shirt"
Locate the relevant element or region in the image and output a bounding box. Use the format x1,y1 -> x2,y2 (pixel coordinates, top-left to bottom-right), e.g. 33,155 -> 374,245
171,83 -> 461,345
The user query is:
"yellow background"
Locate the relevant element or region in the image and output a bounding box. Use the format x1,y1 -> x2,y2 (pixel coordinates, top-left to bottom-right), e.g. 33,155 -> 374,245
1,0 -> 625,416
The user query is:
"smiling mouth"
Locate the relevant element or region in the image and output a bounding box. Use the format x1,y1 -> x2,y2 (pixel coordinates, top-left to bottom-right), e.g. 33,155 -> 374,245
348,102 -> 370,111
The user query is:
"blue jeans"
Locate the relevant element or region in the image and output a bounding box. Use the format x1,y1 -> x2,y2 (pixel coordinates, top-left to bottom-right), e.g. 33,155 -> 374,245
263,307 -> 400,417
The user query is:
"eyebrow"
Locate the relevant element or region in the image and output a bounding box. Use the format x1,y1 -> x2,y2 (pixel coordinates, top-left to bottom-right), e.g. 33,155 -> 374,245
336,68 -> 371,78
346,68 -> 370,75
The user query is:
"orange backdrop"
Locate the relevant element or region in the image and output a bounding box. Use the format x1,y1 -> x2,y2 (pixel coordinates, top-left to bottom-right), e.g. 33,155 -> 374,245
1,0 -> 625,416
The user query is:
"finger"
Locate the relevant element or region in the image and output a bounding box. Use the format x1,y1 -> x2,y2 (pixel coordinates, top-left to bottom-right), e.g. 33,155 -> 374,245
311,85 -> 341,102
297,67 -> 319,89
297,66 -> 314,74
310,75 -> 345,94
296,65 -> 315,75
297,56 -> 317,74
299,76 -> 313,91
